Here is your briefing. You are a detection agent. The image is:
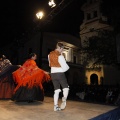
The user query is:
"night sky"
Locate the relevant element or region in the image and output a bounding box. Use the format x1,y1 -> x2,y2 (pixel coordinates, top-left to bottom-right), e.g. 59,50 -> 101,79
1,0 -> 120,47
1,0 -> 85,46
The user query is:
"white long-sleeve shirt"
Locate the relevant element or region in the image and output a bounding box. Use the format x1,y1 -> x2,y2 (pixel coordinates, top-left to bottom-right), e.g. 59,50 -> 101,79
48,55 -> 69,73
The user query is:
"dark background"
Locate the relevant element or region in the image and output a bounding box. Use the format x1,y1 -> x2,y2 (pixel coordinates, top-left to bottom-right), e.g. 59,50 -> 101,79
1,0 -> 85,46
1,0 -> 120,47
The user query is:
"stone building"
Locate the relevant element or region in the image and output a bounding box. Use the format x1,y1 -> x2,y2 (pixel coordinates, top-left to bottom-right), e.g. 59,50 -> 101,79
80,0 -> 120,85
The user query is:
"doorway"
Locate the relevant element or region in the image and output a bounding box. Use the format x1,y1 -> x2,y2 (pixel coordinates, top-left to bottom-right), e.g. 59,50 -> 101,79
90,73 -> 98,85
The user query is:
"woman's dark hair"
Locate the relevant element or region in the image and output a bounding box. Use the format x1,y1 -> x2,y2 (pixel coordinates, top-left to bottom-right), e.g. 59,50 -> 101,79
28,53 -> 36,59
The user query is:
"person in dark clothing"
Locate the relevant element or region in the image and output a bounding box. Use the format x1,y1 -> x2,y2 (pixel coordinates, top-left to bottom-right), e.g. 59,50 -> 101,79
0,54 -> 19,99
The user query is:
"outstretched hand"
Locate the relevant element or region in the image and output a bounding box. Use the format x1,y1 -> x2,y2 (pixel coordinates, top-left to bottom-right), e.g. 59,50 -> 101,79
43,71 -> 51,82
17,65 -> 21,67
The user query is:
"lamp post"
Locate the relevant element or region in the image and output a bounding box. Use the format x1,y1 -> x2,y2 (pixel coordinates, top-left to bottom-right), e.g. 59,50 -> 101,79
36,11 -> 44,20
36,11 -> 44,67
48,0 -> 56,8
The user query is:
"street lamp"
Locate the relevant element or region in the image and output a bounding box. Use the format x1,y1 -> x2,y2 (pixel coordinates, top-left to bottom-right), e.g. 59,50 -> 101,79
36,11 -> 44,67
36,11 -> 44,19
48,0 -> 56,8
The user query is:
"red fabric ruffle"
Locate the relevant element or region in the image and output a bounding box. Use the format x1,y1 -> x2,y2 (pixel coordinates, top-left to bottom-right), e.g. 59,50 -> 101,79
12,59 -> 51,93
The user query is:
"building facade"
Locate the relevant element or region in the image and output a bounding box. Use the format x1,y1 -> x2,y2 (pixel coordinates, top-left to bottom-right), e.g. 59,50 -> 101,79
79,0 -> 120,85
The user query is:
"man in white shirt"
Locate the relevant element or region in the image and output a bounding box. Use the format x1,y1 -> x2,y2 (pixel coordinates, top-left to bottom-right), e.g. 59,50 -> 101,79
48,42 -> 69,111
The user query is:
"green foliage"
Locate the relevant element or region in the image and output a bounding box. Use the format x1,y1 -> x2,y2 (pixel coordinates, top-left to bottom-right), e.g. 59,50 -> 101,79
82,30 -> 117,65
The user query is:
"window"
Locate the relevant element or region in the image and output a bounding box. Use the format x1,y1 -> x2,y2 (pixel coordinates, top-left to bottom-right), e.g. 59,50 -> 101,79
93,11 -> 97,18
87,13 -> 91,20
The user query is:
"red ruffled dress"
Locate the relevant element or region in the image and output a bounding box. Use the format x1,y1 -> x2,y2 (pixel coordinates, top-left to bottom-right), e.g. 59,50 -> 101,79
12,59 -> 51,102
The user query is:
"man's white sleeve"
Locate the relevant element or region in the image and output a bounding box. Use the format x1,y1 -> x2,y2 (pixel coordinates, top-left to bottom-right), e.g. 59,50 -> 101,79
48,55 -> 50,66
58,55 -> 69,72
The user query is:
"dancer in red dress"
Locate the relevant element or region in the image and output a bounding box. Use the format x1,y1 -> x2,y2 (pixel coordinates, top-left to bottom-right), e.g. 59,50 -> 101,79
12,53 -> 51,102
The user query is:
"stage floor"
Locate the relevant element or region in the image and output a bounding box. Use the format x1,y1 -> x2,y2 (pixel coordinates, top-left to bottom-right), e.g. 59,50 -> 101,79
0,96 -> 119,120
